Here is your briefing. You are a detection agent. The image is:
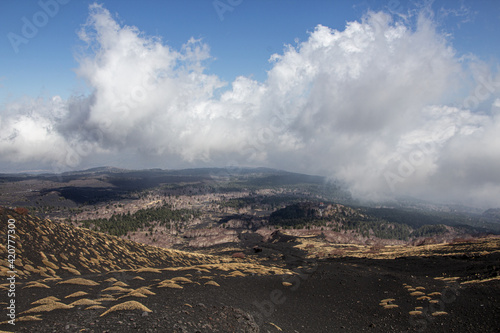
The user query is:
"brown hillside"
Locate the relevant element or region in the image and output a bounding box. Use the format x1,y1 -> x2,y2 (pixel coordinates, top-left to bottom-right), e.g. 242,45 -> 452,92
0,207 -> 228,280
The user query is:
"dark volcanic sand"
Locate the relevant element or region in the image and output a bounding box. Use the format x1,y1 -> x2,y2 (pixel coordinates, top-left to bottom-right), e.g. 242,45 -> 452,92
4,254 -> 500,333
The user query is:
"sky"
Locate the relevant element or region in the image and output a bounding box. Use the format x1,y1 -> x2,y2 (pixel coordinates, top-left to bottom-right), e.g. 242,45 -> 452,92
1,0 -> 500,208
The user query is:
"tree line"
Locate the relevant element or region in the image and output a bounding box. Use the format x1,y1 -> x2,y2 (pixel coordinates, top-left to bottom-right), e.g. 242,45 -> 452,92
81,204 -> 200,236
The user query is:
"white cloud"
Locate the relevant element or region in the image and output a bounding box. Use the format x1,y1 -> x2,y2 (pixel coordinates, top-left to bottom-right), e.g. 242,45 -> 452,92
1,5 -> 500,208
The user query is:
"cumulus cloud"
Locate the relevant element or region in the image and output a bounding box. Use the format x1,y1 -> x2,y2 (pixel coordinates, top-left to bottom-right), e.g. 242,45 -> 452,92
1,4 -> 500,208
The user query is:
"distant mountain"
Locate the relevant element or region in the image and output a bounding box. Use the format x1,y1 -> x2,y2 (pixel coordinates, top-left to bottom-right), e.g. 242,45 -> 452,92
483,208 -> 500,220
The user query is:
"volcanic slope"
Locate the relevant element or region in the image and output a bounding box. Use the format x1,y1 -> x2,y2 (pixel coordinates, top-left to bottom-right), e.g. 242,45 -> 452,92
0,208 -> 294,332
1,207 -> 500,332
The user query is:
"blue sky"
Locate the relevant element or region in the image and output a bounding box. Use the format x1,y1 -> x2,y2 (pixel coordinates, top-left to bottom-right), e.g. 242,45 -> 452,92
1,0 -> 499,101
1,1 -> 500,208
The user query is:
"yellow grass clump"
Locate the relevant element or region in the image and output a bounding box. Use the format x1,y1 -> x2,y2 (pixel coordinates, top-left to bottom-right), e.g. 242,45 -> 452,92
112,281 -> 129,287
133,287 -> 156,296
42,277 -> 61,282
31,296 -> 60,305
442,277 -> 460,282
100,301 -> 152,317
428,292 -> 441,296
61,266 -> 81,275
461,276 -> 500,284
22,302 -> 73,314
383,304 -> 399,309
432,311 -> 448,316
171,277 -> 193,283
282,282 -> 293,287
118,292 -> 148,299
205,280 -> 220,287
23,282 -> 50,289
57,278 -> 99,286
417,296 -> 432,301
0,315 -> 43,325
101,286 -> 133,293
65,291 -> 88,298
15,315 -> 43,322
133,276 -> 145,280
415,286 -> 426,290
227,270 -> 246,277
104,277 -> 118,283
409,311 -> 423,316
135,267 -> 162,273
158,281 -> 183,289
410,291 -> 426,297
42,259 -> 59,270
70,299 -> 102,306
380,298 -> 395,303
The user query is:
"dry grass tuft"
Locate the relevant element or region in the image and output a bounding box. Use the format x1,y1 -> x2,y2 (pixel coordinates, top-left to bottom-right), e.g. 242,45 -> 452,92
31,296 -> 60,305
101,286 -> 132,293
22,302 -> 73,314
383,304 -> 399,309
133,276 -> 145,280
380,298 -> 395,303
410,291 -> 426,297
104,277 -> 118,283
417,296 -> 432,301
65,291 -> 88,298
135,267 -> 162,273
100,301 -> 152,317
282,282 -> 293,287
461,276 -> 500,285
157,281 -> 183,289
69,299 -> 102,306
112,281 -> 129,287
409,311 -> 422,316
428,292 -> 441,296
61,266 -> 81,275
228,270 -> 246,277
23,282 -> 50,289
204,280 -> 220,287
415,286 -> 426,290
133,287 -> 156,296
0,315 -> 43,325
442,277 -> 460,282
171,277 -> 193,283
268,322 -> 283,331
15,315 -> 43,322
432,311 -> 448,316
57,278 -> 99,286
118,292 -> 148,299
